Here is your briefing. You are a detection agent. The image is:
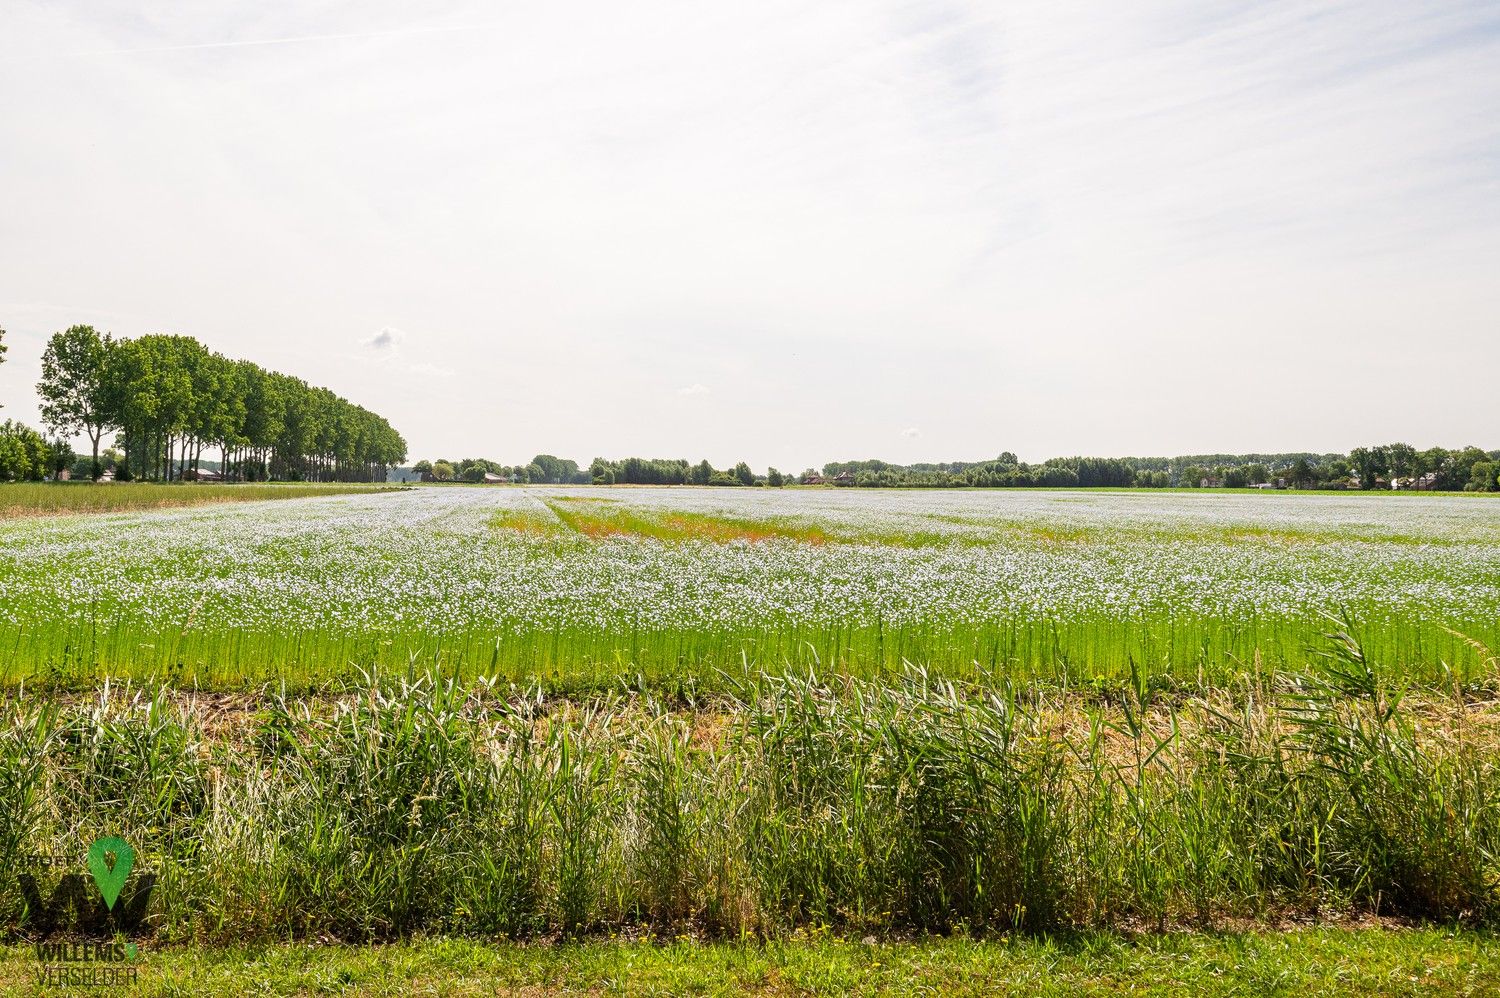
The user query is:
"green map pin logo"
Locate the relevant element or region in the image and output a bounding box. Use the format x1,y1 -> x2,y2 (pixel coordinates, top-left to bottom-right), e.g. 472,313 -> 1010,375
87,836 -> 134,911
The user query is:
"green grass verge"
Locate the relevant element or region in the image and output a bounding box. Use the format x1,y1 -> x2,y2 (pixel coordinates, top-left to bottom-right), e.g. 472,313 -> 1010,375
1,930 -> 1495,996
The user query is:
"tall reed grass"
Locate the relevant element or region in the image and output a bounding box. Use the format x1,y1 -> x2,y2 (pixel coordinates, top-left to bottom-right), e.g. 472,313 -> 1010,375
2,633 -> 1497,942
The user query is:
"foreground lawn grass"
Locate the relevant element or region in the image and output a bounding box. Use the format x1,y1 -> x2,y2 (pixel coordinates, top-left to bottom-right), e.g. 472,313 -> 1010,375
0,482 -> 403,520
1,930 -> 1495,996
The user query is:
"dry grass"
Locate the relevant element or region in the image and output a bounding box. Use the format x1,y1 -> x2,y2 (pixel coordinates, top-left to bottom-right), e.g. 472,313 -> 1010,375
0,482 -> 402,520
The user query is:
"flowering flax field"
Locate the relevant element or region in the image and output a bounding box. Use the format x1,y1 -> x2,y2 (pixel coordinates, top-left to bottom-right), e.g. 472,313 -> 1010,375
1,486 -> 1497,689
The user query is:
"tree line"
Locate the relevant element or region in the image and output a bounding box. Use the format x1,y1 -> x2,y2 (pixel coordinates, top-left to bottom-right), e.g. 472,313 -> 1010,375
818,445 -> 1500,491
411,455 -> 592,485
409,454 -> 778,487
0,325 -> 406,482
407,446 -> 1500,493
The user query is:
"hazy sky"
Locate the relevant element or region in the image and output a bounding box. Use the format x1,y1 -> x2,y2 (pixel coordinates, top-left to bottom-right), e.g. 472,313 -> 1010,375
2,1 -> 1497,470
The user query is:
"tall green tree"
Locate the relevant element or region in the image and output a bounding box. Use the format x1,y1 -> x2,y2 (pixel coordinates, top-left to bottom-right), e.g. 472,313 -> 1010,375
39,329 -> 406,483
1386,442 -> 1417,480
37,325 -> 117,478
1348,447 -> 1381,489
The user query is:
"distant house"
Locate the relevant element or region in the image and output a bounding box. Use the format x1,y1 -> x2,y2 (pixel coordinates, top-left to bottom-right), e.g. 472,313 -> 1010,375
180,468 -> 225,482
97,469 -> 116,483
1392,473 -> 1441,491
482,471 -> 506,484
55,468 -> 71,482
833,472 -> 855,486
801,474 -> 827,485
1250,482 -> 1276,490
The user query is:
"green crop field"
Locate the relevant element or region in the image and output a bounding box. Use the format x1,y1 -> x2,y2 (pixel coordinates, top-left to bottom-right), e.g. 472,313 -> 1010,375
0,485 -> 1496,689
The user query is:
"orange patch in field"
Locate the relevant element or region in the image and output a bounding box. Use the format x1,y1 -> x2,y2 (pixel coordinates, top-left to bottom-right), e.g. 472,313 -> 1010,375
658,515 -> 830,545
566,514 -> 634,539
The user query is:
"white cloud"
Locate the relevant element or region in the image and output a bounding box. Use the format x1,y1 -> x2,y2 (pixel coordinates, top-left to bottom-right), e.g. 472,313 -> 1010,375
365,327 -> 404,352
676,383 -> 711,396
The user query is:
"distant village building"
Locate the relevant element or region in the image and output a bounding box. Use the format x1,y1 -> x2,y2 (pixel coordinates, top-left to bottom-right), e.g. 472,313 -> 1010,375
482,471 -> 506,484
801,474 -> 826,485
180,468 -> 225,482
1392,472 -> 1441,491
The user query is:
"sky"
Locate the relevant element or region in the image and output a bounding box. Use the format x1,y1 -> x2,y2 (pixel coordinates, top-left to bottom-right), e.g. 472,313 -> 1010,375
1,1 -> 1497,471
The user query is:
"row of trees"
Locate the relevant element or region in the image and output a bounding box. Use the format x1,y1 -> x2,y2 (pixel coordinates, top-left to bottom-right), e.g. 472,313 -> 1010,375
814,445 -> 1500,491
412,455 -> 592,485
1160,444 -> 1498,491
406,444 -> 1500,493
587,457 -> 764,487
410,455 -> 777,487
823,455 -> 1165,489
35,326 -> 406,482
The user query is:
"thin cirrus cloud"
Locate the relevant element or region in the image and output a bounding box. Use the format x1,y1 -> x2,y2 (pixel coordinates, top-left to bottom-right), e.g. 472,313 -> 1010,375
0,0 -> 1496,468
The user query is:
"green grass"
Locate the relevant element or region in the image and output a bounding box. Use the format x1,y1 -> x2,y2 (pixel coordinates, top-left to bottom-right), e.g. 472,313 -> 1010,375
7,611 -> 1494,696
2,929 -> 1496,996
3,627 -> 1498,945
0,482 -> 403,520
2,622 -> 1497,992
